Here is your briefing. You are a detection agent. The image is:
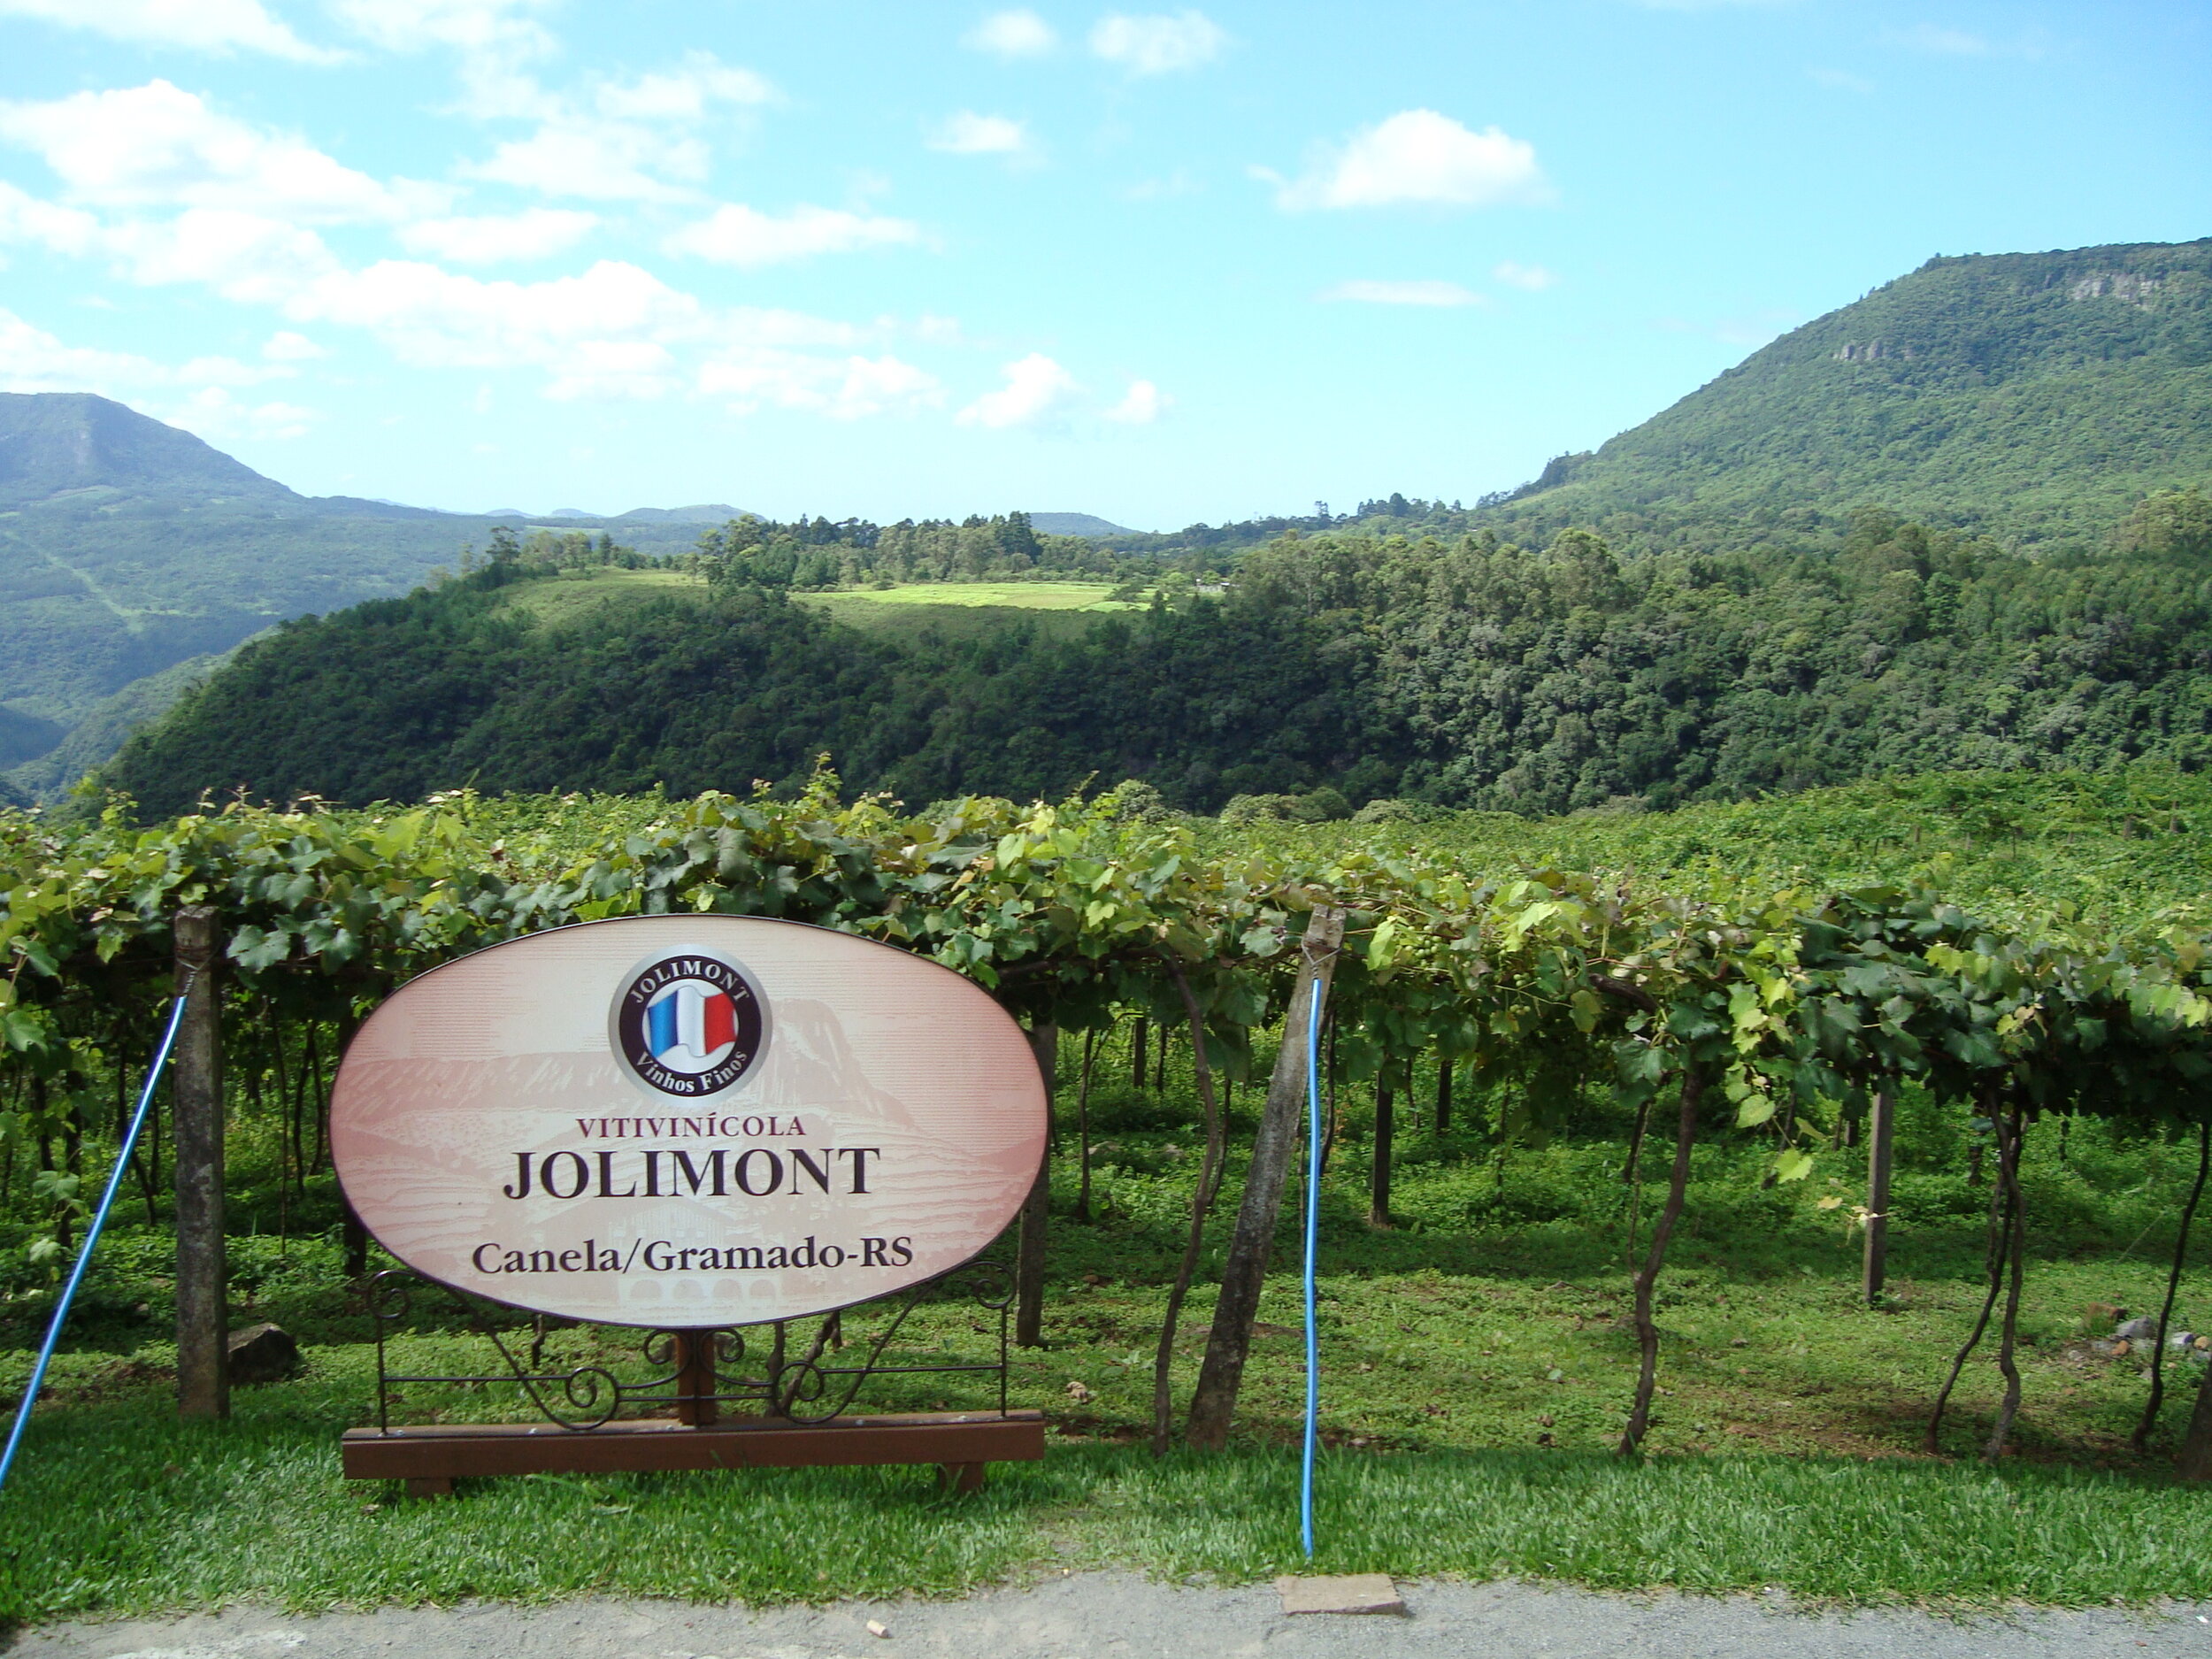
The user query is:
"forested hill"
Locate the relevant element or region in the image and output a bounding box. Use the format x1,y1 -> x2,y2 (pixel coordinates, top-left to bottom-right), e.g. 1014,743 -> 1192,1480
1480,238 -> 2211,549
104,489 -> 2212,818
0,396 -> 742,800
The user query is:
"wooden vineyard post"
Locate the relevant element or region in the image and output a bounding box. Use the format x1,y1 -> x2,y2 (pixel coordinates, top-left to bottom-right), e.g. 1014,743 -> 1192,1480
1016,1023 -> 1056,1348
2179,1358 -> 2212,1481
173,905 -> 228,1421
1863,1087 -> 1896,1302
1184,905 -> 1345,1451
1370,1069 -> 1395,1228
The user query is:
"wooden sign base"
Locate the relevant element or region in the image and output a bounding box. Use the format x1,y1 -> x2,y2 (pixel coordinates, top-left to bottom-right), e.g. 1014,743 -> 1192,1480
344,1409 -> 1045,1498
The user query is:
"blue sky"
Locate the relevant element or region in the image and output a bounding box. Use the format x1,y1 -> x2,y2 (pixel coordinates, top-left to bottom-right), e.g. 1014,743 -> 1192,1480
0,1 -> 2204,528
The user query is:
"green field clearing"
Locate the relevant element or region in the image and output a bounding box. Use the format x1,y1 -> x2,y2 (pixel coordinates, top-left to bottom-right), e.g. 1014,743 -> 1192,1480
491,566 -> 708,626
799,581 -> 1136,639
490,573 -> 1133,641
821,581 -> 1135,610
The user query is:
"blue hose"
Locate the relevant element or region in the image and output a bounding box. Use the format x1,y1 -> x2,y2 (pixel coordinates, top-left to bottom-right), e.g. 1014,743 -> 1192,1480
0,977 -> 196,1494
1300,979 -> 1324,1557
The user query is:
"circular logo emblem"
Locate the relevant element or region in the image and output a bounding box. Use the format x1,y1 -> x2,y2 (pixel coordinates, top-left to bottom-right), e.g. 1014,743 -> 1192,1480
609,949 -> 768,1100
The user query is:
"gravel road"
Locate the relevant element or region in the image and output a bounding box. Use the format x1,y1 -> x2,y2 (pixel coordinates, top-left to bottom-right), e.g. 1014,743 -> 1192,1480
12,1573 -> 2212,1659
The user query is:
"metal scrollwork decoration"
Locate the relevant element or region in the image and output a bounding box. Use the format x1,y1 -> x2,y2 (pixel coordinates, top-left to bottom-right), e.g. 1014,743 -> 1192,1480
362,1258 -> 1016,1434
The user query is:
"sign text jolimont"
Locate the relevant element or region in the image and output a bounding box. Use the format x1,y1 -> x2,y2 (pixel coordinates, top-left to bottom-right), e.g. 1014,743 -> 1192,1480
330,918 -> 1049,1326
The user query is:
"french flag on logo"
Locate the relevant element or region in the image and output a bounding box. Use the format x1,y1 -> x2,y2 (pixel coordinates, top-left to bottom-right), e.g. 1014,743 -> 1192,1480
645,982 -> 738,1063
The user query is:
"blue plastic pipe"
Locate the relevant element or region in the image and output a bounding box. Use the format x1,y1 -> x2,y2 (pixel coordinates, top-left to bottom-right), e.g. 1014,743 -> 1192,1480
1300,979 -> 1324,1557
0,976 -> 196,1494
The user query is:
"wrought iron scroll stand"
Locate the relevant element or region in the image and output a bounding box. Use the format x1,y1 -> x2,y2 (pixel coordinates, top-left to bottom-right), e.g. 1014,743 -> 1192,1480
342,1258 -> 1044,1497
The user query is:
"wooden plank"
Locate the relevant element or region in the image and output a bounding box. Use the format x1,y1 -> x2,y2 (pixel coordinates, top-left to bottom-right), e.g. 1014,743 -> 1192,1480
342,1410 -> 1045,1482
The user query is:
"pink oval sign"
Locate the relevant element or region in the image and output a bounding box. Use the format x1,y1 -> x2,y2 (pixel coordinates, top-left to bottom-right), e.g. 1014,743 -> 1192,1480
331,917 -> 1047,1325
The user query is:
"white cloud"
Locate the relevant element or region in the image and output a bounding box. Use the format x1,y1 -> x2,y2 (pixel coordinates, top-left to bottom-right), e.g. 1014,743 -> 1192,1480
327,0 -> 554,57
101,209 -> 342,303
956,352 -> 1080,429
0,180 -> 100,256
699,350 -> 942,420
0,305 -> 172,393
965,9 -> 1056,57
465,117 -> 707,201
540,339 -> 679,403
450,53 -> 772,201
0,183 -> 341,303
594,54 -> 777,119
1320,279 -> 1486,307
664,204 -> 922,268
262,330 -> 326,360
172,385 -> 319,440
1088,11 -> 1225,73
0,81 -> 439,221
0,158 -> 953,421
173,352 -> 293,386
926,111 -> 1031,157
286,258 -> 705,369
1271,110 -> 1547,211
1492,260 -> 1555,290
0,0 -> 336,60
1104,379 -> 1166,423
0,307 -> 313,438
401,208 -> 598,264
1809,66 -> 1876,92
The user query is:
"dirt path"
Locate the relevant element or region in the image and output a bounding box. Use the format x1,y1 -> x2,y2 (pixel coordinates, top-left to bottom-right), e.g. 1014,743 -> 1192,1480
13,1574 -> 2212,1659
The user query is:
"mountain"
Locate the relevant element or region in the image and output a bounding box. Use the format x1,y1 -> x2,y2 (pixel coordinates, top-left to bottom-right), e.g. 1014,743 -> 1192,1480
1491,237 -> 2211,545
1031,512 -> 1138,536
92,235 -> 2212,820
0,392 -> 295,506
0,396 -> 765,800
97,492 -> 2212,820
609,503 -> 748,524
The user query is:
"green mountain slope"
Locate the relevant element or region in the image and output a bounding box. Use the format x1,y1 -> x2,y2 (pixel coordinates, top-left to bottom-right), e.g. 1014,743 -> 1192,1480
0,396 -> 754,796
1494,238 -> 2212,544
0,391 -> 295,505
101,495 -> 2212,818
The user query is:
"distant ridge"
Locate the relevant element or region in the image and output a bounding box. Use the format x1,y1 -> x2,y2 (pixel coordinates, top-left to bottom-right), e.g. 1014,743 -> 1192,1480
1492,236 -> 2212,542
611,503 -> 747,524
0,391 -> 294,507
1031,511 -> 1137,536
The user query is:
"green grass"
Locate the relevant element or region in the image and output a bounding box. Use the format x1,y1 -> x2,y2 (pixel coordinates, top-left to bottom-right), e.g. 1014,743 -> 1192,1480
4,1385 -> 2208,1622
491,566 -> 709,626
7,1057 -> 2211,1622
488,572 -> 1134,644
816,581 -> 1134,611
796,582 -> 1139,642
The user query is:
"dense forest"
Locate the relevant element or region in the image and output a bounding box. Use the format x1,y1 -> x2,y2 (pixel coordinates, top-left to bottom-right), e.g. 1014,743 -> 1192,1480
103,487 -> 2212,819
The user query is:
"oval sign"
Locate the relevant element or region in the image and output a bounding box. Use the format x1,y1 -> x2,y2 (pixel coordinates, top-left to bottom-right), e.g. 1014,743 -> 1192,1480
330,916 -> 1047,1326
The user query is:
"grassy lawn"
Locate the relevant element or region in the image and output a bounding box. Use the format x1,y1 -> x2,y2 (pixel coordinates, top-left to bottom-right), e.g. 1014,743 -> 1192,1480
814,581 -> 1135,611
492,566 -> 709,626
798,582 -> 1138,641
6,1058 -> 2210,1623
488,572 -> 1133,643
